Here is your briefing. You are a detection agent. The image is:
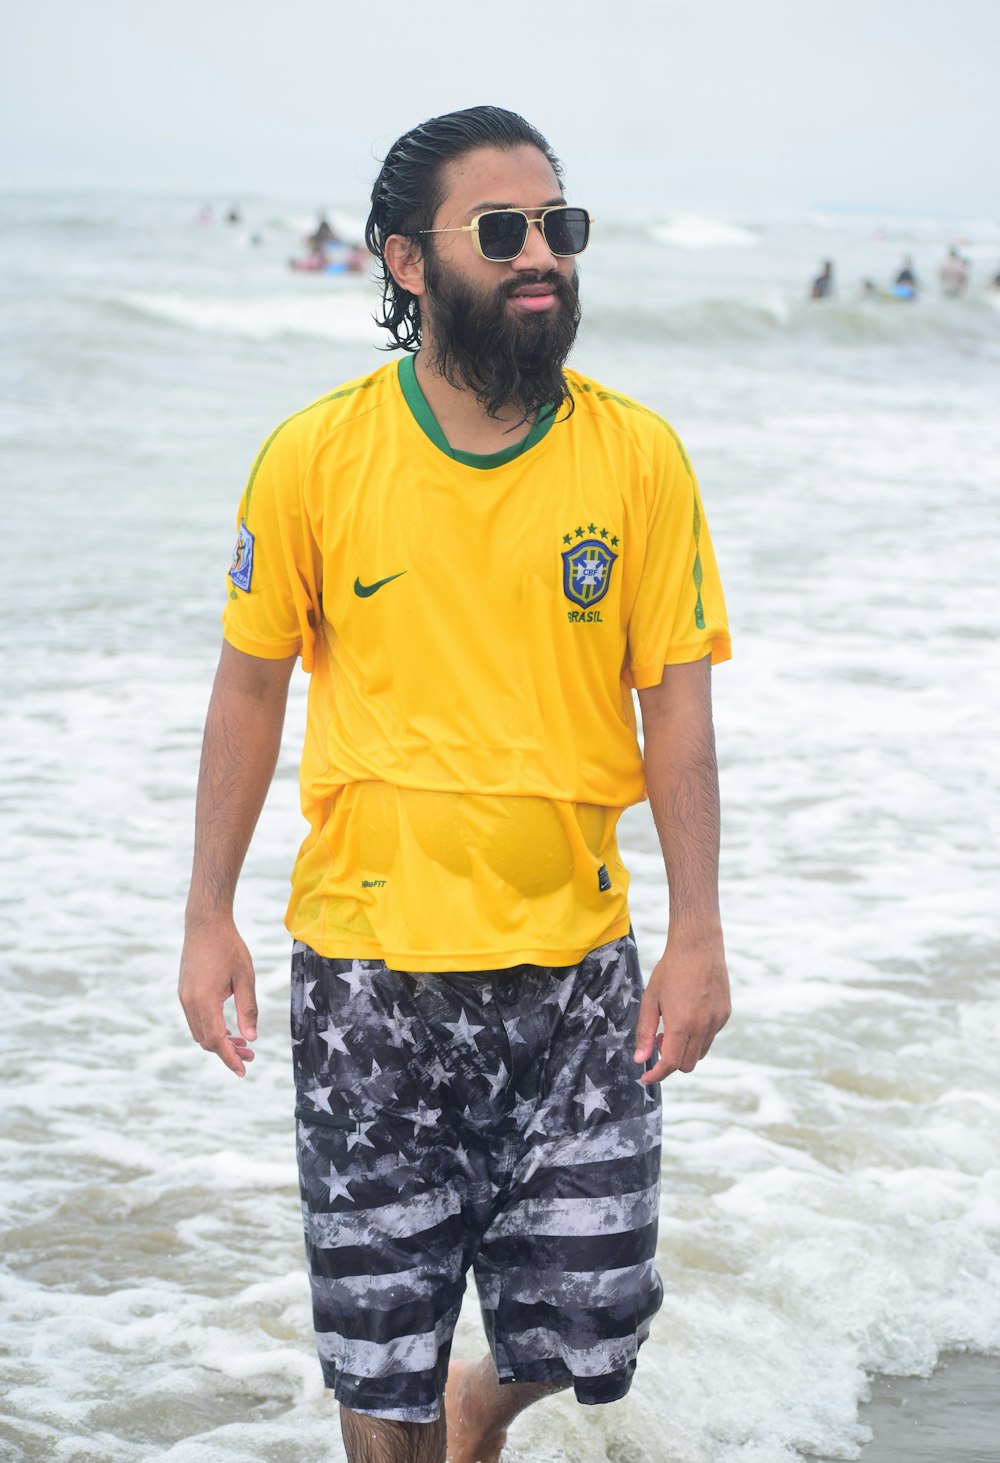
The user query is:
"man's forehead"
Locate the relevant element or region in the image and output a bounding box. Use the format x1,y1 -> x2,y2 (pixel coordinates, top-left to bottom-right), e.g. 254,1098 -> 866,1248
437,145 -> 563,217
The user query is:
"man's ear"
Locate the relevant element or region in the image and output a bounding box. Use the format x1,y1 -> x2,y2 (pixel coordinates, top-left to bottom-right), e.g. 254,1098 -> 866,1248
384,234 -> 426,297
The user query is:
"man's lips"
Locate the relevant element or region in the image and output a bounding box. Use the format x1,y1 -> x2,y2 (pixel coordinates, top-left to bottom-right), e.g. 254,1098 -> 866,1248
508,283 -> 558,312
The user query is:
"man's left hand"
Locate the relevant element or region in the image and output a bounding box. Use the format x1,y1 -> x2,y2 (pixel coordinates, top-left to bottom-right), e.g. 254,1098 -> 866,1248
633,933 -> 730,1082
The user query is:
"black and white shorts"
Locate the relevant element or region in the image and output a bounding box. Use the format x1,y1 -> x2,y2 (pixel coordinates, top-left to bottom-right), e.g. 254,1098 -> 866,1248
291,932 -> 663,1422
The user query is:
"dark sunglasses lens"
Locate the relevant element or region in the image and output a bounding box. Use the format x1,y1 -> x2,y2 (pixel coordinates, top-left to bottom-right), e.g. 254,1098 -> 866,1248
478,211 -> 529,260
543,207 -> 590,255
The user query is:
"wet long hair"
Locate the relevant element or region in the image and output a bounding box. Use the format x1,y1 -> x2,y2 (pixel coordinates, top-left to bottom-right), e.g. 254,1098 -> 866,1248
365,106 -> 565,352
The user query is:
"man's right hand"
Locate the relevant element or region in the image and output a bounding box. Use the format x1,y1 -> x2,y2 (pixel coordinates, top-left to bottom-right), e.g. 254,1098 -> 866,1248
178,918 -> 258,1078
178,643 -> 295,1078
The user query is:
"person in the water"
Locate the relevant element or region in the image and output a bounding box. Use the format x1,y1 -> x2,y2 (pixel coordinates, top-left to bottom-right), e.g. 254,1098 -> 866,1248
894,256 -> 919,299
180,104 -> 732,1463
810,259 -> 835,299
938,246 -> 970,298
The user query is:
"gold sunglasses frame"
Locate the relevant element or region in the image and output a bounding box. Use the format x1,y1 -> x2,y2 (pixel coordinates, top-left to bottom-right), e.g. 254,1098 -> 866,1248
417,205 -> 592,262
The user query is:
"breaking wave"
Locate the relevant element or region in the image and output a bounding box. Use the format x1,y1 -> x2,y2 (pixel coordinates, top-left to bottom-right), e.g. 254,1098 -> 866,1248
650,214 -> 761,250
586,291 -> 1000,354
105,288 -> 380,343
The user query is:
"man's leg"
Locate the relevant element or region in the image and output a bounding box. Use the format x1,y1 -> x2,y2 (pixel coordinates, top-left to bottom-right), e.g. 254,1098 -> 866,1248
339,1405 -> 444,1463
339,1357 -> 565,1463
292,950 -> 470,1451
444,1355 -> 568,1463
472,938 -> 663,1426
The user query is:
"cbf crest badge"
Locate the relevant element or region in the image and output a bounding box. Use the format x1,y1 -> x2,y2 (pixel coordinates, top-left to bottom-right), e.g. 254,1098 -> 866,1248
562,537 -> 618,609
229,521 -> 254,592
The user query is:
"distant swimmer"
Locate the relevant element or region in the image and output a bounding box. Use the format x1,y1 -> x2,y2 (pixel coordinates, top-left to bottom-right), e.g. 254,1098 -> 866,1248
307,212 -> 341,250
893,256 -> 918,299
226,204 -> 242,225
810,260 -> 835,300
938,246 -> 970,297
990,266 -> 1000,293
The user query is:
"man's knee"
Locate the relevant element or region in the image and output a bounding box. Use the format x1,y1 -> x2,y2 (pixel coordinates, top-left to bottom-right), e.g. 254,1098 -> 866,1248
339,1403 -> 446,1463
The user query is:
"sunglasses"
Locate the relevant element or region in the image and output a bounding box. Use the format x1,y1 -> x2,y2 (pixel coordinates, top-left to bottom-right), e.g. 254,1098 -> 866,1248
417,205 -> 591,263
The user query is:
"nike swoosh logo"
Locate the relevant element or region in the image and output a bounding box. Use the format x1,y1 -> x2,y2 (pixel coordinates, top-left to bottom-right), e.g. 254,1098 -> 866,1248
353,571 -> 407,598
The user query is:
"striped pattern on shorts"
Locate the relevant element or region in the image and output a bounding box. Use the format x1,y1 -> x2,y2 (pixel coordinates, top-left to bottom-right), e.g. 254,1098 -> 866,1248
291,932 -> 663,1422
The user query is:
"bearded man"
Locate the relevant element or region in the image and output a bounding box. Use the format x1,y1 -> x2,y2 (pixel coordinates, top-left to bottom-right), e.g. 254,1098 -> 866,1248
179,105 -> 732,1463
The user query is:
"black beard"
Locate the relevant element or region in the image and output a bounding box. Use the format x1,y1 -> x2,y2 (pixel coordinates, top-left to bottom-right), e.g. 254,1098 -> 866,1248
421,253 -> 581,425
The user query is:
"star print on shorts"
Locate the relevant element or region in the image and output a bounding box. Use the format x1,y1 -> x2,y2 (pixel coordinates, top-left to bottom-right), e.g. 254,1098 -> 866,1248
290,933 -> 663,1422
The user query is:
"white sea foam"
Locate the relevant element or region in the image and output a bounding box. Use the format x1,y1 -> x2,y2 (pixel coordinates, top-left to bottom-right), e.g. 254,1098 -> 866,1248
109,287 -> 380,342
650,215 -> 760,250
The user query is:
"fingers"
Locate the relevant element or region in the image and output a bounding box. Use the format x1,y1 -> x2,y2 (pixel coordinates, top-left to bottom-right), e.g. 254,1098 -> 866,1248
636,1012 -> 727,1084
640,1032 -> 683,1085
200,1013 -> 252,1078
234,971 -> 259,1044
641,1028 -> 696,1084
632,987 -> 661,1066
215,1040 -> 250,1079
634,985 -> 696,1083
225,1028 -> 257,1067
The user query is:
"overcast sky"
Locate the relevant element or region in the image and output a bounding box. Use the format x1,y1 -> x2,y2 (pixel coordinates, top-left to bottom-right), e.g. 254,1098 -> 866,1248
3,0 -> 997,216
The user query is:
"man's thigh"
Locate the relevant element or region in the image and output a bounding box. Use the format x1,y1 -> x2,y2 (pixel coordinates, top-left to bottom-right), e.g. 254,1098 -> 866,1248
291,945 -> 477,1423
473,934 -> 664,1404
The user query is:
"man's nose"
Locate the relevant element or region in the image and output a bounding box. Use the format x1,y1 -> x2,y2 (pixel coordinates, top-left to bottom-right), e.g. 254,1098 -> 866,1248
512,216 -> 557,272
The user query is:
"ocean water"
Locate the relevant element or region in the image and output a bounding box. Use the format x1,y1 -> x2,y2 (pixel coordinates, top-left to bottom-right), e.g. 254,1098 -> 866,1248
1,190 -> 999,1463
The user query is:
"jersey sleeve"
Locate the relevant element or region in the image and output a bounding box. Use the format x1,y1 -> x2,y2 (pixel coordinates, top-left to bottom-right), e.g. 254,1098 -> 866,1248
625,426 -> 731,689
221,421 -> 323,670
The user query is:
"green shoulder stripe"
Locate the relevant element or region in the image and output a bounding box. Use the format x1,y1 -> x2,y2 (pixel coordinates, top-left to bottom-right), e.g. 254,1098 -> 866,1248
243,375 -> 379,523
692,495 -> 705,630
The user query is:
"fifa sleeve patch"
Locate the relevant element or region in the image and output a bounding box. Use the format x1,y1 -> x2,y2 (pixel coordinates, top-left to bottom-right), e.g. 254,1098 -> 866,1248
228,521 -> 254,592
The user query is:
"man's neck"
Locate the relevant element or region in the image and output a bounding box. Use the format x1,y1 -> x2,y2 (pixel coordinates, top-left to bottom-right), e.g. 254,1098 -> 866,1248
413,350 -> 534,455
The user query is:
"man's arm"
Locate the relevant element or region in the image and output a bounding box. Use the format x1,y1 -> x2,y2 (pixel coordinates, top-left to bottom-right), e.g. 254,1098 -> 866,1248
178,641 -> 297,1077
633,654 -> 730,1082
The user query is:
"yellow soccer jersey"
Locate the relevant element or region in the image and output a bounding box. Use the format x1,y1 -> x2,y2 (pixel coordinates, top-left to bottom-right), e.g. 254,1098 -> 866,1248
222,357 -> 730,971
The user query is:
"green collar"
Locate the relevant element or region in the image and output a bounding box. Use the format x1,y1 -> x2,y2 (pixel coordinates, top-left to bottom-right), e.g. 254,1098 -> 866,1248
397,353 -> 555,469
